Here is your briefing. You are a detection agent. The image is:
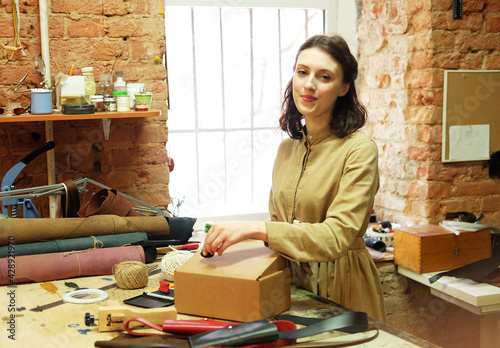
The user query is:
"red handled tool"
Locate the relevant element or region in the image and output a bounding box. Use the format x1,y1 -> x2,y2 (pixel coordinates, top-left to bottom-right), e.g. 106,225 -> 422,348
157,243 -> 199,254
125,317 -> 240,337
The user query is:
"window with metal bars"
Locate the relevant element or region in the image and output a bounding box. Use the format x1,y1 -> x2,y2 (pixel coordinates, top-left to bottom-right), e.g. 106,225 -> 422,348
165,1 -> 350,219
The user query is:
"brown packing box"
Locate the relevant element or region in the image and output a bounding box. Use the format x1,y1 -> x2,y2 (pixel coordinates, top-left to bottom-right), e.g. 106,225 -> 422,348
174,240 -> 291,322
394,224 -> 491,273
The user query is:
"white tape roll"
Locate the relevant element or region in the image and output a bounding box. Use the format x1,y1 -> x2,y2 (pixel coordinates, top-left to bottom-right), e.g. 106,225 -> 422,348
62,289 -> 108,304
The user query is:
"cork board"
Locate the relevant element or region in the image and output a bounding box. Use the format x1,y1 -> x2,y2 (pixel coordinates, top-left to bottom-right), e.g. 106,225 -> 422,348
442,70 -> 500,163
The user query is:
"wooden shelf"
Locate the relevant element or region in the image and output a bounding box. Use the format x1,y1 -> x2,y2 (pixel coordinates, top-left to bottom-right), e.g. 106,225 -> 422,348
0,109 -> 161,123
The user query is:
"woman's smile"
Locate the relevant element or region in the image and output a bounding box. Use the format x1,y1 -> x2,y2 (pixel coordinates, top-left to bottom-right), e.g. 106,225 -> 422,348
300,95 -> 317,102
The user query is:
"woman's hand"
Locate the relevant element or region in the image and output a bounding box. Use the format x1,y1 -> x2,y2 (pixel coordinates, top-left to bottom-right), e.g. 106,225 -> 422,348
202,221 -> 267,257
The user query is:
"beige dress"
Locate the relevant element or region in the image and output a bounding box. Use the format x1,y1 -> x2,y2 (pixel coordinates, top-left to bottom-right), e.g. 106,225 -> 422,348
265,127 -> 387,323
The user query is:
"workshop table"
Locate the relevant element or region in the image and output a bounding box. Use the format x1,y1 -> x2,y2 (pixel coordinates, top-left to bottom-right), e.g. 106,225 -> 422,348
1,265 -> 436,347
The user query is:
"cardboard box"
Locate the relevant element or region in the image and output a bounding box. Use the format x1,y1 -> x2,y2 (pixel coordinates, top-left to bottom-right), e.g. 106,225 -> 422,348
394,224 -> 491,273
174,240 -> 291,322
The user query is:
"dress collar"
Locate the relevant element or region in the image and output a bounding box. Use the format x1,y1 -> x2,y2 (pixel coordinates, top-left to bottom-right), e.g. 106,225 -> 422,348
302,126 -> 334,145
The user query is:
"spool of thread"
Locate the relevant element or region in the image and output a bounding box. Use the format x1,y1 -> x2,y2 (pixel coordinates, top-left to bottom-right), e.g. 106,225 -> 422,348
160,250 -> 194,281
113,261 -> 149,289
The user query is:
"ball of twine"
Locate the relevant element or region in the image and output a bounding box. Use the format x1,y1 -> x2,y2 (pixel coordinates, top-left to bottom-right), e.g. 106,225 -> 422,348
160,250 -> 194,281
113,261 -> 149,289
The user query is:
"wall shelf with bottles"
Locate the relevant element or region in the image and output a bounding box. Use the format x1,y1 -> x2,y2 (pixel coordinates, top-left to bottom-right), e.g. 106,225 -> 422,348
0,109 -> 161,140
0,109 -> 161,123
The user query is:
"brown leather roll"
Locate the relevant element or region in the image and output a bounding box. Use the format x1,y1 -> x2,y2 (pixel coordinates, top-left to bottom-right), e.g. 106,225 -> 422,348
77,188 -> 141,217
61,179 -> 81,217
0,215 -> 170,246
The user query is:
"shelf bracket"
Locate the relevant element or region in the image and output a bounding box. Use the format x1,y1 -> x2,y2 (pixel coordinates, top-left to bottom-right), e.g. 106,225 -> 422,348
102,118 -> 111,140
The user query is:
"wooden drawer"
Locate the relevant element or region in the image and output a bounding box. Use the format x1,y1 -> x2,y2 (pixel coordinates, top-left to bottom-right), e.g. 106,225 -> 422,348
394,224 -> 491,273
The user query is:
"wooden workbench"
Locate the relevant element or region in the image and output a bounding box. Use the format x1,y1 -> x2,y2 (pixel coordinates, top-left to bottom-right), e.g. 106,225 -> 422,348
0,264 -> 436,347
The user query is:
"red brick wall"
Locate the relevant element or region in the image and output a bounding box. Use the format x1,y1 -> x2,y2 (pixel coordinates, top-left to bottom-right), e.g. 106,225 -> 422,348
359,0 -> 500,226
0,0 -> 170,217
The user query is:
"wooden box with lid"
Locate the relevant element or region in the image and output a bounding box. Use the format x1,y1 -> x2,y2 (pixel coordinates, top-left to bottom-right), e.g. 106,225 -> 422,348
394,224 -> 491,273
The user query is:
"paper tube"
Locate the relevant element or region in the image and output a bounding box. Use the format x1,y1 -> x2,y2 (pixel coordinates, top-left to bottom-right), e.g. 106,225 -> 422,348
0,215 -> 169,246
0,245 -> 145,285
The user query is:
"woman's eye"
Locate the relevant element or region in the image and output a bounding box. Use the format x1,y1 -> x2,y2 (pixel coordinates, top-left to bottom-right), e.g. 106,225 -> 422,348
297,70 -> 307,76
320,74 -> 331,80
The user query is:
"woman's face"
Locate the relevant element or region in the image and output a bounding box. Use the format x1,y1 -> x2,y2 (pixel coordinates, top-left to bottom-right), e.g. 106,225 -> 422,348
292,47 -> 350,126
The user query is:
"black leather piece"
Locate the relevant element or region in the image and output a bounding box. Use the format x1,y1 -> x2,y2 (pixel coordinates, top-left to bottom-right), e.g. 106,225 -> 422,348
189,320 -> 279,348
189,312 -> 369,348
278,312 -> 369,338
149,217 -> 197,244
363,237 -> 386,252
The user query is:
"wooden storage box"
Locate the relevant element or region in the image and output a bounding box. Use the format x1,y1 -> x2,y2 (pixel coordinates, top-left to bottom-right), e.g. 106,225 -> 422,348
394,224 -> 491,273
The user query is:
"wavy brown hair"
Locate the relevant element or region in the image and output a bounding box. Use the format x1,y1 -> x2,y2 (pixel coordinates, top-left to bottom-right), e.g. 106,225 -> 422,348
279,35 -> 367,139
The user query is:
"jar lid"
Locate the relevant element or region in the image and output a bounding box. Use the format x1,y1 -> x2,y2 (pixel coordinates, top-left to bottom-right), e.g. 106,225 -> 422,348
31,88 -> 52,93
81,67 -> 94,72
104,96 -> 116,101
90,95 -> 104,100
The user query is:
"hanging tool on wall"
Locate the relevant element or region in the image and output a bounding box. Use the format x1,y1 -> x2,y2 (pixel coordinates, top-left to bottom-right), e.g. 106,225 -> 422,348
1,0 -> 26,57
1,141 -> 55,218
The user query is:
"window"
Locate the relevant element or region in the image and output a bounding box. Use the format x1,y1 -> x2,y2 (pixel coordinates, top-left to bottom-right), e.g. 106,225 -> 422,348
165,0 -> 355,219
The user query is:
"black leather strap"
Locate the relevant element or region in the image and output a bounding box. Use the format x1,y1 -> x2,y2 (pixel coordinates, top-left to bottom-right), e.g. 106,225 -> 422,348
189,320 -> 279,348
189,312 -> 369,348
278,312 -> 368,339
274,314 -> 322,327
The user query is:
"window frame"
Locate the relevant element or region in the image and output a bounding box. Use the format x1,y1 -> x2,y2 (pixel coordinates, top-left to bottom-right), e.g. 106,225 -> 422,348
164,0 -> 358,224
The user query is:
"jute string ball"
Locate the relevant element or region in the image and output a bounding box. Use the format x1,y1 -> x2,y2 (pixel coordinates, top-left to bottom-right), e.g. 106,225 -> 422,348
161,250 -> 194,281
113,261 -> 149,289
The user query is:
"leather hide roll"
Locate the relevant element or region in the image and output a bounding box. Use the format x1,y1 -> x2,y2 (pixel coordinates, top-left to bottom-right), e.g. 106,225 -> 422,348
0,245 -> 145,285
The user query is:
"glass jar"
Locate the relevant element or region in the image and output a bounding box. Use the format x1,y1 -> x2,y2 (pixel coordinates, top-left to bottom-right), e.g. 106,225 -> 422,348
82,67 -> 96,96
97,73 -> 113,96
90,95 -> 104,112
103,96 -> 116,112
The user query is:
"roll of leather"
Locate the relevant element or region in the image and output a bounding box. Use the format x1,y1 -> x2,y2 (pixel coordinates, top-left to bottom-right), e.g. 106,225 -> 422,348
0,245 -> 145,285
0,232 -> 148,258
77,188 -> 141,217
0,215 -> 169,246
363,237 -> 386,252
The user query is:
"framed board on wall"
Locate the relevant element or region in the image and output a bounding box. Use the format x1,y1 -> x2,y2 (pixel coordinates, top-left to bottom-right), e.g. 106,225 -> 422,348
442,70 -> 500,163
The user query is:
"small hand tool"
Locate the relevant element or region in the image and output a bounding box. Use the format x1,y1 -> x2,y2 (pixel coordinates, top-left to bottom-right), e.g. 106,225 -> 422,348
157,243 -> 199,254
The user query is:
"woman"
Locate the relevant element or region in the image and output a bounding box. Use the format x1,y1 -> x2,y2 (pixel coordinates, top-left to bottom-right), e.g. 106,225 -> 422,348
202,35 -> 386,323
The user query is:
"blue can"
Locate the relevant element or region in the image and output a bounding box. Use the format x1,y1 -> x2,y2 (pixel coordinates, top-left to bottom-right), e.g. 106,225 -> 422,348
31,89 -> 53,114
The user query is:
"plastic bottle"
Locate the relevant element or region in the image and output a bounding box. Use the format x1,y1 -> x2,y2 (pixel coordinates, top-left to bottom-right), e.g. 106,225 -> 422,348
114,91 -> 130,112
82,67 -> 96,97
114,72 -> 127,92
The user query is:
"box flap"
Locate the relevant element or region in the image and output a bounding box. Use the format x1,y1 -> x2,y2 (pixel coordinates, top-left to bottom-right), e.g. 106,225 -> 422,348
176,240 -> 284,280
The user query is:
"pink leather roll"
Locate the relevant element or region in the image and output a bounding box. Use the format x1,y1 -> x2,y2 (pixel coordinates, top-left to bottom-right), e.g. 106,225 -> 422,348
0,245 -> 145,285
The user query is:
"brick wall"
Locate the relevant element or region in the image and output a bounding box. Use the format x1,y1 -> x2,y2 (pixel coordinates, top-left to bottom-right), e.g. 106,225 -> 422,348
0,0 -> 170,217
359,0 -> 500,226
